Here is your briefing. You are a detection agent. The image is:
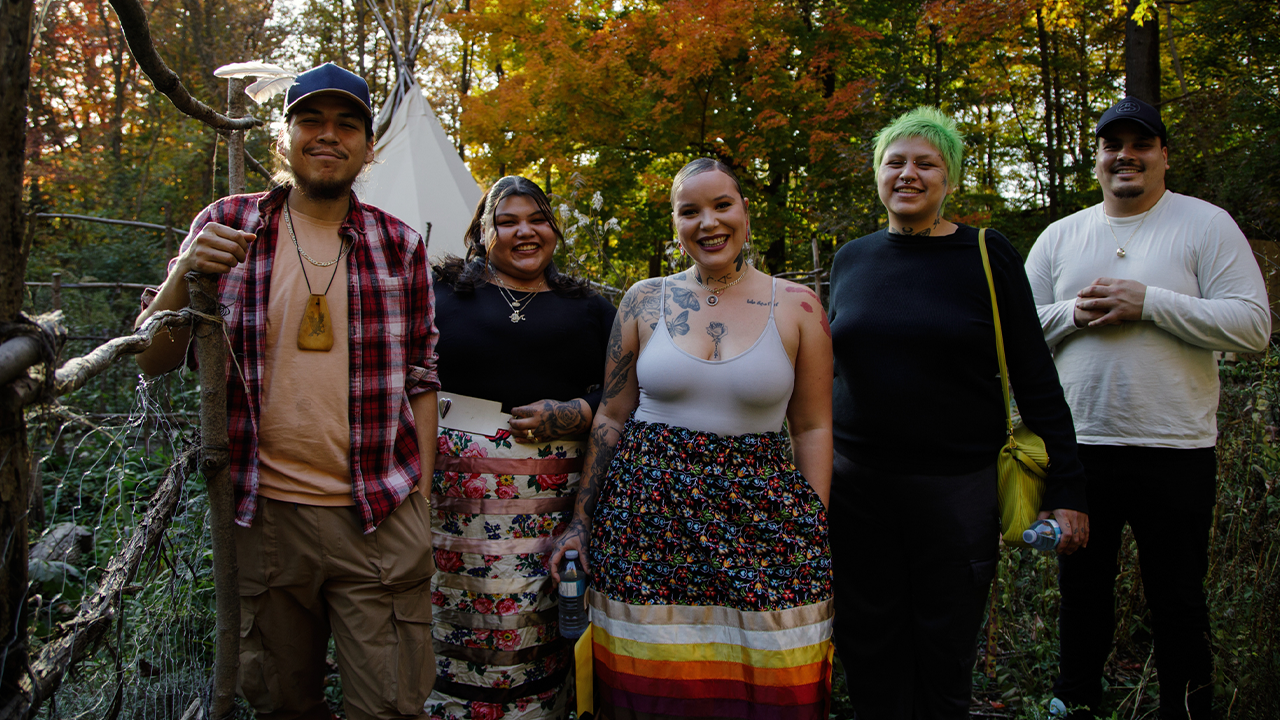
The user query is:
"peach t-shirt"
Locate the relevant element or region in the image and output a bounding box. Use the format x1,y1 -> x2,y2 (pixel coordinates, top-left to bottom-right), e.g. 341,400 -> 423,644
256,206 -> 353,506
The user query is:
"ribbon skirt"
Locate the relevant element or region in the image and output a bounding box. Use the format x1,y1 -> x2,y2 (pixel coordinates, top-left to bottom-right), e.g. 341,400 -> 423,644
427,427 -> 584,720
588,419 -> 834,720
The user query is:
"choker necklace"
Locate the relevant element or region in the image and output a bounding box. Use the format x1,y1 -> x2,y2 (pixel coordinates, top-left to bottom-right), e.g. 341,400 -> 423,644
492,270 -> 545,323
286,203 -> 351,351
695,269 -> 746,306
1101,201 -> 1156,258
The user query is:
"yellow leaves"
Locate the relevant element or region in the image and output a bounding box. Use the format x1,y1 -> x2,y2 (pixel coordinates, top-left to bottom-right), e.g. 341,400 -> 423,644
1112,0 -> 1158,26
1038,0 -> 1079,30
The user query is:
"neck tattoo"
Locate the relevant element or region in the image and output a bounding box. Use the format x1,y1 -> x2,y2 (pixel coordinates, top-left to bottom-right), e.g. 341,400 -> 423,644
694,268 -> 746,306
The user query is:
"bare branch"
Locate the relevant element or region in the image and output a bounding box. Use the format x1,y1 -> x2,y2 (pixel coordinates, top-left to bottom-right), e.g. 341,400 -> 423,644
245,150 -> 277,187
106,0 -> 262,131
51,310 -> 191,399
1,310 -> 190,410
6,449 -> 197,719
35,213 -> 186,237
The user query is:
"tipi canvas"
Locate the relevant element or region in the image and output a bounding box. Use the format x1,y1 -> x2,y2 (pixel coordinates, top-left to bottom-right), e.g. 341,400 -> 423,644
362,83 -> 482,261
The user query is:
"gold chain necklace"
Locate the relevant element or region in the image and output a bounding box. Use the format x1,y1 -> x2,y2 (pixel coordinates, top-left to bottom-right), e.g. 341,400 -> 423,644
284,204 -> 351,351
694,269 -> 746,306
1101,202 -> 1156,259
286,204 -> 347,267
493,271 -> 545,323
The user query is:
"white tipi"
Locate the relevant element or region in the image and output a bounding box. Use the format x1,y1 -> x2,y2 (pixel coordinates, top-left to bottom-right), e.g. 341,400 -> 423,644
362,70 -> 482,262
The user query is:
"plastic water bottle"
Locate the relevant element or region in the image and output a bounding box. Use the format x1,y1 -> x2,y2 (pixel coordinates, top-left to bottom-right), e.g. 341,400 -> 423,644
1022,518 -> 1061,551
558,550 -> 588,640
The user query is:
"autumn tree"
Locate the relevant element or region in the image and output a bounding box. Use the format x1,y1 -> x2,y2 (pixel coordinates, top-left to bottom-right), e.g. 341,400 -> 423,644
443,0 -> 884,282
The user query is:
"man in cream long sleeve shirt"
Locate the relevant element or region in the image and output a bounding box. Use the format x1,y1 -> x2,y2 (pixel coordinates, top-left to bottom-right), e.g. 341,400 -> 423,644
1025,96 -> 1270,720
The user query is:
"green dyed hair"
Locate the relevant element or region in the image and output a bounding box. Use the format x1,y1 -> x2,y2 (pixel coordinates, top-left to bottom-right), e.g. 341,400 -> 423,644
872,107 -> 965,189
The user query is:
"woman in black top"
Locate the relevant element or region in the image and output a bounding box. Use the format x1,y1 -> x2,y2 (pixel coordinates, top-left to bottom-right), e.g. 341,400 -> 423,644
826,107 -> 1089,719
426,176 -> 615,720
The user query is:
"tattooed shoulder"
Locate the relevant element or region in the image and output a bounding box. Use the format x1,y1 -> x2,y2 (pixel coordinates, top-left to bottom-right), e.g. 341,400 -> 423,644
620,279 -> 662,323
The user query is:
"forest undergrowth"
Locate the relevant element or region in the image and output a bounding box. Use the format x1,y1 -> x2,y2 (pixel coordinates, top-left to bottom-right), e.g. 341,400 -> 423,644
19,286 -> 1279,719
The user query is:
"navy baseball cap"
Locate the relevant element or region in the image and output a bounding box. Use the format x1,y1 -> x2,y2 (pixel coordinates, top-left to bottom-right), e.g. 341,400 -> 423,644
1095,96 -> 1167,142
284,63 -> 373,124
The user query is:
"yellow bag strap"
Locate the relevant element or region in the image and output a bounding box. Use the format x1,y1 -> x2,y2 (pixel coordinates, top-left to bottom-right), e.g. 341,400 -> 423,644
977,228 -> 1016,436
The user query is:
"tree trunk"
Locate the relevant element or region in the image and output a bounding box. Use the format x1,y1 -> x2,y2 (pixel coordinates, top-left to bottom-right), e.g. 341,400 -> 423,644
1125,0 -> 1160,105
1037,9 -> 1059,222
0,0 -> 35,703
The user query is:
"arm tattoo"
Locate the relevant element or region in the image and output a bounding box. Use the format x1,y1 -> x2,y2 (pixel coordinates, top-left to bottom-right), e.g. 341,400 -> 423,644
621,281 -> 661,323
564,422 -> 619,545
603,315 -> 634,402
707,321 -> 727,360
606,316 -> 624,363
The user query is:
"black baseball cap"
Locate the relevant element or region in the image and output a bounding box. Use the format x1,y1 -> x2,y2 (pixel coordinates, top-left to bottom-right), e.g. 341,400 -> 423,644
284,63 -> 373,124
1095,96 -> 1167,142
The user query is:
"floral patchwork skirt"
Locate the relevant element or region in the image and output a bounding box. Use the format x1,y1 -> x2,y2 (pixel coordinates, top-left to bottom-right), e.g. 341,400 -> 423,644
426,427 -> 584,720
588,418 -> 834,719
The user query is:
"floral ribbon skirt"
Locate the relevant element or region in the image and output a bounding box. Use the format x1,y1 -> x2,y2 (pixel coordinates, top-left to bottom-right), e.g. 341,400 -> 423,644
427,427 -> 584,720
588,418 -> 834,719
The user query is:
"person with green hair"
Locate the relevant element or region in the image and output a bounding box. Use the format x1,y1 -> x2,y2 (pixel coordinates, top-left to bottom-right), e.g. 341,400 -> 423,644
825,106 -> 1090,718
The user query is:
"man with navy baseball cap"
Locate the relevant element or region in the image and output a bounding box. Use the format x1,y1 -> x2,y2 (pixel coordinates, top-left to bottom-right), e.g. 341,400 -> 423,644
1025,96 -> 1269,718
136,62 -> 439,719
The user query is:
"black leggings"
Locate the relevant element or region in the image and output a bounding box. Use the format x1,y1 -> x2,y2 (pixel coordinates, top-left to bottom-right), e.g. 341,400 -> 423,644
829,453 -> 1000,720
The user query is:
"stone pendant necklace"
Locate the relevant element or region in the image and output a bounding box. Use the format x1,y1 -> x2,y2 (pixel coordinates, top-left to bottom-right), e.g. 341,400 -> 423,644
285,203 -> 351,351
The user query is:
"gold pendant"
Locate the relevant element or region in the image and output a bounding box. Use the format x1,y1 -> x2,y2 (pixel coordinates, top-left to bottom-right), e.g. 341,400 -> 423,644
298,294 -> 335,351
1116,248 -> 1126,258
509,310 -> 525,323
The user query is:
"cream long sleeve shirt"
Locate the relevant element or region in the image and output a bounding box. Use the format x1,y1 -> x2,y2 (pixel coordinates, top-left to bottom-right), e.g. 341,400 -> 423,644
1025,190 -> 1270,448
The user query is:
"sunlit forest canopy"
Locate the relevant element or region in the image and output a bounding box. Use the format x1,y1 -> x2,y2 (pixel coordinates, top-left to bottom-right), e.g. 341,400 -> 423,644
22,0 -> 1280,288
8,1 -> 1280,717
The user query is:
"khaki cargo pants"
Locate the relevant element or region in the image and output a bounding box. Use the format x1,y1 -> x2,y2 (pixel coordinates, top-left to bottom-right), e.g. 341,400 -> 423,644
235,493 -> 435,720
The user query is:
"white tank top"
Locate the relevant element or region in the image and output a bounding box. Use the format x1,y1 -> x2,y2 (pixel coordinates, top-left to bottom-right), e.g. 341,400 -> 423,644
632,277 -> 795,436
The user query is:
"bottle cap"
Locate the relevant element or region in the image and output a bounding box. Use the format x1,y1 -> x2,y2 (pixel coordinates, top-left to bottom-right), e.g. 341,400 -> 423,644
565,550 -> 579,559
1022,528 -> 1039,544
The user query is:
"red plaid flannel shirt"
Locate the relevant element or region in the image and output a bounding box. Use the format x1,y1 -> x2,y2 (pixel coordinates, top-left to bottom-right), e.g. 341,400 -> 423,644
161,186 -> 440,533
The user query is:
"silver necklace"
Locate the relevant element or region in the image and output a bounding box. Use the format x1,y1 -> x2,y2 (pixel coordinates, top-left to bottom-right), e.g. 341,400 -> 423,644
1101,202 -> 1157,258
285,204 -> 348,267
493,272 -> 544,323
694,269 -> 746,306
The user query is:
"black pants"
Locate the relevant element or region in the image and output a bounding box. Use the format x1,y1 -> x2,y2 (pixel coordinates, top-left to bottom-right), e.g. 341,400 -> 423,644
1053,444 -> 1217,720
829,453 -> 1000,720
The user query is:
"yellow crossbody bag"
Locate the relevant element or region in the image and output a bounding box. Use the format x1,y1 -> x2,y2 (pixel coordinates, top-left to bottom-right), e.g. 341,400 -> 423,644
979,229 -> 1049,547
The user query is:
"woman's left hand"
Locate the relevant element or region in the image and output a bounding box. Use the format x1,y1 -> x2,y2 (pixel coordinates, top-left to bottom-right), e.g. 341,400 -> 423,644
1039,508 -> 1090,555
508,398 -> 592,443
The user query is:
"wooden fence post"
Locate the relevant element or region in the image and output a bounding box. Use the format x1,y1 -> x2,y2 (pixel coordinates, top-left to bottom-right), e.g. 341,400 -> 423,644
187,273 -> 238,718
51,271 -> 60,312
227,79 -> 246,196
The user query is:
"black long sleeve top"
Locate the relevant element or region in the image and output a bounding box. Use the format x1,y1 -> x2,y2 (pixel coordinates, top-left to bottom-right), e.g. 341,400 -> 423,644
828,224 -> 1086,512
432,280 -> 617,413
